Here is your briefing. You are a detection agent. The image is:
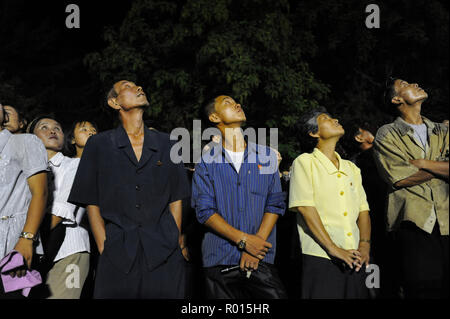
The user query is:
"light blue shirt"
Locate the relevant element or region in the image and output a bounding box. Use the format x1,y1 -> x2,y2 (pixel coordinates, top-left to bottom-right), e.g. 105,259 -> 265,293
0,129 -> 48,259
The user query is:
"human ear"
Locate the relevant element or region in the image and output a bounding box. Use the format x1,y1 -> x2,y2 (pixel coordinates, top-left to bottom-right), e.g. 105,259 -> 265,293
309,131 -> 320,139
354,134 -> 364,143
209,113 -> 221,124
107,98 -> 121,110
391,96 -> 402,105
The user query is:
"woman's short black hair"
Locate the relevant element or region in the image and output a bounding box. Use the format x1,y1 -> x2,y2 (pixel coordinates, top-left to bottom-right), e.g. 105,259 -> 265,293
65,119 -> 99,157
1,104 -> 28,132
27,114 -> 68,155
27,114 -> 58,135
298,106 -> 330,153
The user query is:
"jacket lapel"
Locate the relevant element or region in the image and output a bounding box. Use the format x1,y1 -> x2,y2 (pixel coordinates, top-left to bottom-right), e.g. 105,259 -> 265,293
137,127 -> 159,169
115,126 -> 139,167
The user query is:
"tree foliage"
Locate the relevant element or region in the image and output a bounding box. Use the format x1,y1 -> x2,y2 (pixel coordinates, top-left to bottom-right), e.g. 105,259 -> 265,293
84,0 -> 330,161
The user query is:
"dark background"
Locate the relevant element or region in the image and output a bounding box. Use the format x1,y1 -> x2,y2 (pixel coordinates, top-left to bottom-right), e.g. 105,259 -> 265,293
0,0 -> 448,166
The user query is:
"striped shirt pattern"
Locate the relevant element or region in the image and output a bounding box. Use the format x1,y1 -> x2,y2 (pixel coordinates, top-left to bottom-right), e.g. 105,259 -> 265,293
48,153 -> 90,261
191,142 -> 286,267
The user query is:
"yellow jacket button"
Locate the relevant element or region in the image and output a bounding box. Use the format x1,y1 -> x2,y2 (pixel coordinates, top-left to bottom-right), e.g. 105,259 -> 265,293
344,212 -> 348,216
340,191 -> 344,196
347,232 -> 352,236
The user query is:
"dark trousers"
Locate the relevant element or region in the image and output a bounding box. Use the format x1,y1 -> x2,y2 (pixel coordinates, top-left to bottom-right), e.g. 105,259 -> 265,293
93,246 -> 187,299
204,262 -> 287,299
301,254 -> 369,299
395,221 -> 449,299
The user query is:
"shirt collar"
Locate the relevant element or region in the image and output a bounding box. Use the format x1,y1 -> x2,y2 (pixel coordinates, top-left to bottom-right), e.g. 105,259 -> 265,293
115,125 -> 159,151
313,148 -> 349,176
0,129 -> 12,154
48,152 -> 64,167
202,136 -> 260,161
394,116 -> 437,136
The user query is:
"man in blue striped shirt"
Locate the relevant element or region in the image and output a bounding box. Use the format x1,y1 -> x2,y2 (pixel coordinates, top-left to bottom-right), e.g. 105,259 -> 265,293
191,95 -> 287,299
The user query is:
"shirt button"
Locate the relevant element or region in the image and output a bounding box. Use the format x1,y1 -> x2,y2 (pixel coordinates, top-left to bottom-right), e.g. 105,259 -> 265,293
238,182 -> 241,186
136,185 -> 141,191
337,174 -> 341,178
347,232 -> 352,237
343,212 -> 348,216
136,204 -> 141,209
340,191 -> 344,196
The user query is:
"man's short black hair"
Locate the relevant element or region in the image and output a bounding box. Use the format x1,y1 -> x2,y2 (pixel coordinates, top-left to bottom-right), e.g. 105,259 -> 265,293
384,77 -> 398,107
204,97 -> 217,123
0,103 -> 5,126
107,86 -> 118,103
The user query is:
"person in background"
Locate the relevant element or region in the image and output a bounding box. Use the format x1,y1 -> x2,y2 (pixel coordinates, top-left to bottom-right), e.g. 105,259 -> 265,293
289,107 -> 371,299
374,78 -> 449,299
66,120 -> 98,158
0,103 -> 48,299
274,150 -> 302,299
29,116 -> 90,299
1,104 -> 28,134
344,122 -> 393,298
66,119 -> 99,299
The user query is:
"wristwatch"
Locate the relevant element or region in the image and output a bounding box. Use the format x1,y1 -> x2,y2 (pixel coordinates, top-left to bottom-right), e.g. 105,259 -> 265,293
19,232 -> 38,242
237,239 -> 246,251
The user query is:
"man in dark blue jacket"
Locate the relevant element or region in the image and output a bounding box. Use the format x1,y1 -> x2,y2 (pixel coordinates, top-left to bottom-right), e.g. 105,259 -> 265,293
68,80 -> 190,298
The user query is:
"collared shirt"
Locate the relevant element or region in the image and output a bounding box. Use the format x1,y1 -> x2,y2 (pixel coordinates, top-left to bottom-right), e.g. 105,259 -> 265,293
0,130 -> 48,259
47,152 -> 90,261
68,126 -> 190,273
373,116 -> 449,235
288,148 -> 370,260
191,142 -> 286,267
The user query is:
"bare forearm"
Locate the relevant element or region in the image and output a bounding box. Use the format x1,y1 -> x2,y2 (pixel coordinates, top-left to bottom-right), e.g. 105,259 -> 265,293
87,205 -> 105,254
23,172 -> 48,235
357,211 -> 371,243
296,206 -> 335,252
22,192 -> 47,235
256,213 -> 279,240
394,170 -> 434,188
169,200 -> 182,234
205,213 -> 243,244
50,215 -> 63,230
422,160 -> 449,178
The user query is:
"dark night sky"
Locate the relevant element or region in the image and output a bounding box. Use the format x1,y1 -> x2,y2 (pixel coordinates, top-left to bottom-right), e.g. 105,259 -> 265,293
1,0 -> 449,132
1,0 -> 132,128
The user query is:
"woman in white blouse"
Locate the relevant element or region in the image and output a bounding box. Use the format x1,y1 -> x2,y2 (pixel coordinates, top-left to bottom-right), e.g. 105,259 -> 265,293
29,116 -> 92,299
